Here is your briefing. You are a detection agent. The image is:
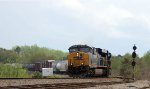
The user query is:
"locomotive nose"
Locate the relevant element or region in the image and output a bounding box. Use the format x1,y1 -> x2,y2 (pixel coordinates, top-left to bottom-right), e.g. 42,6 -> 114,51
68,52 -> 89,66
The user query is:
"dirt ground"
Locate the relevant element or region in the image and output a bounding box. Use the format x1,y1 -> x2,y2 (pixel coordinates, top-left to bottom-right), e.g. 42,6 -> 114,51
82,80 -> 150,89
0,78 -> 149,89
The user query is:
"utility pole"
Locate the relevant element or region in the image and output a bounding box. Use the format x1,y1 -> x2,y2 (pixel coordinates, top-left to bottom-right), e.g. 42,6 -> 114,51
132,44 -> 137,80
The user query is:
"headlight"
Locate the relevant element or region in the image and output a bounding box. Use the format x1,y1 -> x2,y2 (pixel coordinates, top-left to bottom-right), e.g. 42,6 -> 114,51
77,52 -> 79,56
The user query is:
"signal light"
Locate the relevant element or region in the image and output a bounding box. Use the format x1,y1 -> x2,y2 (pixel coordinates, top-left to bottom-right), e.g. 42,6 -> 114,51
133,45 -> 137,50
132,51 -> 136,58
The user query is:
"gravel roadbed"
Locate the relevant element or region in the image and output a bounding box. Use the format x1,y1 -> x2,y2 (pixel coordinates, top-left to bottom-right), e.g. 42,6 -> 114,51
82,80 -> 150,89
0,78 -> 122,87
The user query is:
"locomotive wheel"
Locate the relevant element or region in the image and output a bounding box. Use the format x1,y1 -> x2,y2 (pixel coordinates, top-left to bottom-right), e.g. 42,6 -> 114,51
88,69 -> 95,77
91,69 -> 95,77
104,68 -> 110,77
79,73 -> 87,78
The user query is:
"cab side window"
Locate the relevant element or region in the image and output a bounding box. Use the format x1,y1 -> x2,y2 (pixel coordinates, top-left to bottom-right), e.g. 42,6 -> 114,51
93,48 -> 97,55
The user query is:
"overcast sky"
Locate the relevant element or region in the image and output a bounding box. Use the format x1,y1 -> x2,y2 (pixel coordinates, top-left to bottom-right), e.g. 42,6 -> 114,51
0,0 -> 150,56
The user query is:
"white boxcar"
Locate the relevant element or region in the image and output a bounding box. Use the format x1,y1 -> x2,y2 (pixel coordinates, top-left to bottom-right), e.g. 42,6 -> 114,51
42,68 -> 53,76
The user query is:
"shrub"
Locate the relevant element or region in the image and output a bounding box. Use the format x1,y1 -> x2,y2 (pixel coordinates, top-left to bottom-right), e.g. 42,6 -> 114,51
120,58 -> 133,78
32,71 -> 42,78
0,63 -> 30,78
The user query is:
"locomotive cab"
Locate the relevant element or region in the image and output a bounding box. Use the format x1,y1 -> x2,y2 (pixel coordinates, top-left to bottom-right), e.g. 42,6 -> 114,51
68,45 -> 91,67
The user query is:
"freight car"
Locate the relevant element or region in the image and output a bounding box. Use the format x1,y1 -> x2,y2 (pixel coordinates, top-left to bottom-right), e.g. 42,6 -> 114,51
67,45 -> 111,77
34,60 -> 55,72
53,60 -> 68,74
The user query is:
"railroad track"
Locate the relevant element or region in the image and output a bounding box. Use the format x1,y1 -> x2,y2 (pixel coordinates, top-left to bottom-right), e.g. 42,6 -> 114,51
1,77 -> 148,89
0,75 -> 133,79
0,76 -> 135,89
0,81 -> 127,89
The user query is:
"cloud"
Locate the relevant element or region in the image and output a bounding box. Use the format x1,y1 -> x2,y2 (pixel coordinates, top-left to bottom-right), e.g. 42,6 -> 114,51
1,0 -> 150,56
39,0 -> 134,39
39,0 -> 150,56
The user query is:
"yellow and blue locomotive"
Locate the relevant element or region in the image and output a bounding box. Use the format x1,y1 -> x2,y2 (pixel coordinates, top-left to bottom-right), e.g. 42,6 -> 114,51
67,44 -> 111,77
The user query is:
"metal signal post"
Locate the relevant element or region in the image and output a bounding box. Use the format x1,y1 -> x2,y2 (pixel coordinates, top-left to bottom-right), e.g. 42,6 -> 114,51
132,44 -> 137,80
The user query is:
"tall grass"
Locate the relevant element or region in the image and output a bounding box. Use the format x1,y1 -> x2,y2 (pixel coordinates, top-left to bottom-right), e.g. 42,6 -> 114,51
0,63 -> 30,78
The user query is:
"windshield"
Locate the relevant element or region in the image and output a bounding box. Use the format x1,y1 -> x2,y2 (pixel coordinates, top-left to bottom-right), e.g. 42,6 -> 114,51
69,47 -> 91,53
69,48 -> 78,52
80,48 -> 90,52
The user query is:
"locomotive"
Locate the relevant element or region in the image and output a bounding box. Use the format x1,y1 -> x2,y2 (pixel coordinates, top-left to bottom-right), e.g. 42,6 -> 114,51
67,44 -> 111,77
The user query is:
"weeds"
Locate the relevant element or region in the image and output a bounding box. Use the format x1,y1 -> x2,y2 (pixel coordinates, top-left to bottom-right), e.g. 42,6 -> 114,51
32,71 -> 42,78
0,63 -> 30,78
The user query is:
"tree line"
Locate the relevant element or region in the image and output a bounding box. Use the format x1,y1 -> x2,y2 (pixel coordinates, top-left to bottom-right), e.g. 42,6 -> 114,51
0,45 -> 67,63
111,52 -> 150,79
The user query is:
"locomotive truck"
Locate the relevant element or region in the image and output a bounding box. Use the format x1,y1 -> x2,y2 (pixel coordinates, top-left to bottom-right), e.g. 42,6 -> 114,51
67,44 -> 111,77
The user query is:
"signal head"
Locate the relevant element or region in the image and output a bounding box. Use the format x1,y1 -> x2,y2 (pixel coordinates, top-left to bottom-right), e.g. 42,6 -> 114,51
133,44 -> 137,50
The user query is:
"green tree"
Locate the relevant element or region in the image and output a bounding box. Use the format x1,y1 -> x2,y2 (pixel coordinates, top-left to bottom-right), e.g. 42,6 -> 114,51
111,55 -> 123,76
140,50 -> 150,79
120,58 -> 132,78
13,45 -> 67,63
0,48 -> 18,63
14,46 -> 21,55
142,50 -> 150,66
